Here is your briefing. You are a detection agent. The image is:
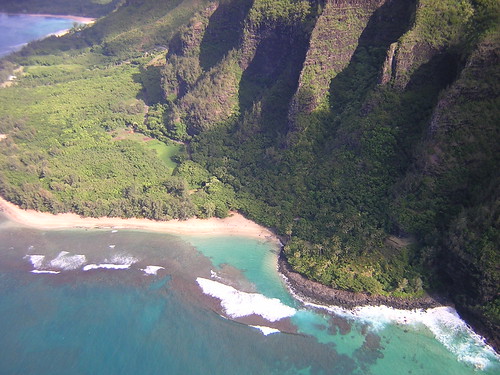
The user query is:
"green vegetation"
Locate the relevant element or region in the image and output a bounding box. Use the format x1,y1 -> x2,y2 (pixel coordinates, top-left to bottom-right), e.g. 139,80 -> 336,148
0,0 -> 498,344
110,128 -> 181,170
0,59 -> 195,218
145,139 -> 181,169
415,0 -> 474,47
248,0 -> 311,27
0,0 -> 234,220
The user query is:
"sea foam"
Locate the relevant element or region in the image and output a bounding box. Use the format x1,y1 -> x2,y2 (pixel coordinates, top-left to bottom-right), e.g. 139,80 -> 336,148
303,301 -> 499,370
31,270 -> 60,274
83,253 -> 138,271
141,266 -> 165,275
83,263 -> 130,271
109,254 -> 138,265
24,255 -> 45,269
210,270 -> 222,280
196,278 -> 296,322
49,251 -> 86,270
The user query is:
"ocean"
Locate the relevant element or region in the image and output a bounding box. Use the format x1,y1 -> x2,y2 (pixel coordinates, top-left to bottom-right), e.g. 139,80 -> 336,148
0,213 -> 498,375
0,13 -> 84,57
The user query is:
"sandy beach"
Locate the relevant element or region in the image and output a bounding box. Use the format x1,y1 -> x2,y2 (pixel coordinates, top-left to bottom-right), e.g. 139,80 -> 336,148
0,196 -> 277,241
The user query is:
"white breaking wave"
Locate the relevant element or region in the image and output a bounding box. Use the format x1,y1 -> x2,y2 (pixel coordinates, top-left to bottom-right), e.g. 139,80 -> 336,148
24,254 -> 62,274
415,307 -> 499,370
49,251 -> 87,270
83,263 -> 130,271
303,301 -> 499,370
250,325 -> 281,336
196,278 -> 296,322
142,266 -> 165,275
31,270 -> 60,274
24,255 -> 45,269
109,254 -> 138,265
82,253 -> 138,272
210,270 -> 224,281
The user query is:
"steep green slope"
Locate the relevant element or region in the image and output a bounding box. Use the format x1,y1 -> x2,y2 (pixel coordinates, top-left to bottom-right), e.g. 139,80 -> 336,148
0,0 -> 498,348
393,26 -> 500,342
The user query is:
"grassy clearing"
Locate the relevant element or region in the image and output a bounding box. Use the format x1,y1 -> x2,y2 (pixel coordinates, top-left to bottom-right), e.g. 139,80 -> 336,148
112,128 -> 181,171
145,140 -> 180,170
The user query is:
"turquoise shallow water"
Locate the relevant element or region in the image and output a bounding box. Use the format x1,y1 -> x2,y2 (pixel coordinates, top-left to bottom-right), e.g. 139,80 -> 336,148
0,213 -> 498,375
0,13 -> 83,57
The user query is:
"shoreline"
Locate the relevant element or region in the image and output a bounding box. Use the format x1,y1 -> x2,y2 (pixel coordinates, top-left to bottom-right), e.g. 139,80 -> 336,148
0,12 -> 95,24
277,250 -> 447,310
2,195 -> 498,352
0,196 -> 278,242
278,249 -> 500,353
0,13 -> 95,60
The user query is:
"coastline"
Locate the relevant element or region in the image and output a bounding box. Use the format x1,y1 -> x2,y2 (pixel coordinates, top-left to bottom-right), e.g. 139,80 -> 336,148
0,13 -> 95,59
278,249 -> 500,353
0,12 -> 95,24
2,194 -> 498,353
0,196 -> 278,242
277,250 -> 446,310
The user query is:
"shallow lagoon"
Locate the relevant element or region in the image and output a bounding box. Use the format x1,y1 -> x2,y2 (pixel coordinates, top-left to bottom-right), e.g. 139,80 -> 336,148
0,214 -> 498,375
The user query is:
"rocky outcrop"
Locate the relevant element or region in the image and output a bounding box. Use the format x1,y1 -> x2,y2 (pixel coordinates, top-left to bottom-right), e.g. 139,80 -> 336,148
168,3 -> 218,57
391,40 -> 437,89
378,41 -> 397,84
278,250 -> 446,309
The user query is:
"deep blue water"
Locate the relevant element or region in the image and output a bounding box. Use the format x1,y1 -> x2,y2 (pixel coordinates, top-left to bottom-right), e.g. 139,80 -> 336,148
0,214 -> 498,375
0,13 -> 82,57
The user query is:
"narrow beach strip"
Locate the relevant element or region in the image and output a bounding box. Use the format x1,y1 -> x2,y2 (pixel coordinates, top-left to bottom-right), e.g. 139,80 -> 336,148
0,196 -> 277,240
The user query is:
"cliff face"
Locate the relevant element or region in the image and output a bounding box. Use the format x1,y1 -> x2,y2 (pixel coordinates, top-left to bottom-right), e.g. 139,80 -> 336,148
160,0 -> 311,136
290,0 -> 385,117
288,0 -> 416,136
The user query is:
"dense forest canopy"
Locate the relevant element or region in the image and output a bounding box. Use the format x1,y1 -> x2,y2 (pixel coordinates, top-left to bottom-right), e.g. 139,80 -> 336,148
0,0 -> 498,348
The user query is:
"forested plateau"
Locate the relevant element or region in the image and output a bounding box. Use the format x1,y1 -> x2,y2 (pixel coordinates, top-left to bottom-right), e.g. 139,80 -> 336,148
0,0 -> 498,349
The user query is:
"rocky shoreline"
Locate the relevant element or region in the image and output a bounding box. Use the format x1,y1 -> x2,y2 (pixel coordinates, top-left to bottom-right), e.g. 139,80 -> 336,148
277,250 -> 448,310
278,250 -> 500,353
